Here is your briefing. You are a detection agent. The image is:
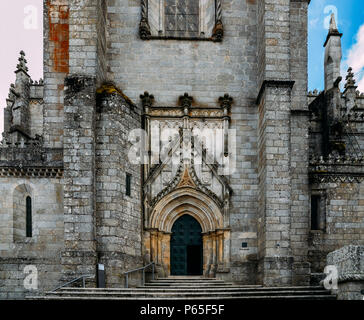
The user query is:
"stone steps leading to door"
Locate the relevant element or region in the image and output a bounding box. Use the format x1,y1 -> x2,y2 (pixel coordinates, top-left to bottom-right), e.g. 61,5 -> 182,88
27,277 -> 336,300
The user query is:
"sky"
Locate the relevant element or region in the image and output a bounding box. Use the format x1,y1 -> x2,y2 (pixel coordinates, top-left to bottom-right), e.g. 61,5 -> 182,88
0,1 -> 363,135
308,0 -> 364,91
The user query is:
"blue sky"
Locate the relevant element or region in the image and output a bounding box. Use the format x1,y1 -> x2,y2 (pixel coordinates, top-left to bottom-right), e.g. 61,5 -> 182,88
308,0 -> 364,91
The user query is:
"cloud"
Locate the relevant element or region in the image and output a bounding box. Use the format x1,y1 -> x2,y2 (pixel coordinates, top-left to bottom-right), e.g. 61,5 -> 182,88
346,24 -> 364,92
309,17 -> 320,29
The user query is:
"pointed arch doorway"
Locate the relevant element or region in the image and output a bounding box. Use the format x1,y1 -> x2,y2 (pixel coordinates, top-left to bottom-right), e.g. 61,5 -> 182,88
145,187 -> 231,277
170,214 -> 203,275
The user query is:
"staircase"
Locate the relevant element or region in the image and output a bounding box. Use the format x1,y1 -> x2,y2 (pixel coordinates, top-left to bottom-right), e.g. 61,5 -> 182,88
28,276 -> 336,300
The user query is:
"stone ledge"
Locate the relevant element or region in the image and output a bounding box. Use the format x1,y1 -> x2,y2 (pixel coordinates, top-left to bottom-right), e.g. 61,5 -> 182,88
256,80 -> 295,105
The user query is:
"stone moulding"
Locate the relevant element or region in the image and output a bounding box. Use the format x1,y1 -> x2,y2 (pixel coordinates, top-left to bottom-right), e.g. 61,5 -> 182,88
0,167 -> 63,178
141,92 -> 232,118
309,153 -> 364,183
139,0 -> 224,42
338,273 -> 364,283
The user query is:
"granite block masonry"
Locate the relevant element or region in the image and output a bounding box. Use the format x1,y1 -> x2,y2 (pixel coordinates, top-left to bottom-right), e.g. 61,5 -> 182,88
0,1 -> 363,299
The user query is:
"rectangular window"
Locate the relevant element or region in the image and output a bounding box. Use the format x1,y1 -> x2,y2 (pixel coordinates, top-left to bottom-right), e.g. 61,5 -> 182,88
126,173 -> 132,197
26,196 -> 32,237
165,0 -> 199,37
311,195 -> 324,231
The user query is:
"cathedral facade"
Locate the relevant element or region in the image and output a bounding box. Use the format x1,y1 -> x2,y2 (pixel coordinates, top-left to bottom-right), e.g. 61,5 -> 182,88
0,0 -> 363,299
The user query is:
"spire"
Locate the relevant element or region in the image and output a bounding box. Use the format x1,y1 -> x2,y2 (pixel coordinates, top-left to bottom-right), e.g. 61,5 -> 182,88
324,13 -> 343,91
324,13 -> 342,47
15,50 -> 29,74
329,13 -> 338,32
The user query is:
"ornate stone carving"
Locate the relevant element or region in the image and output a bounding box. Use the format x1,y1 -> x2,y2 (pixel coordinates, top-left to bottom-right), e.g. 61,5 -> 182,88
140,91 -> 155,109
16,51 -> 29,74
177,167 -> 196,188
219,94 -> 233,109
139,0 -> 151,39
179,93 -> 193,110
212,0 -> 223,42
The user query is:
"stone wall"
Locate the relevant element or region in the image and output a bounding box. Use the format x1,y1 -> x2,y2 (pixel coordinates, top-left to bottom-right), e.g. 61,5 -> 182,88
105,0 -> 311,285
0,177 -> 64,299
95,87 -> 143,287
43,0 -> 69,148
62,75 -> 97,282
309,182 -> 364,273
327,245 -> 364,300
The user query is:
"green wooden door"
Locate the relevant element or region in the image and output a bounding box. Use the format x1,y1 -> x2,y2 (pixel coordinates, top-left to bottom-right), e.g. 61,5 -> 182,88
170,215 -> 202,275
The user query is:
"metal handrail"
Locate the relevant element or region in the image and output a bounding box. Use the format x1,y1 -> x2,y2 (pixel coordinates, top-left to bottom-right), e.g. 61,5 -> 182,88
124,262 -> 155,288
51,274 -> 95,292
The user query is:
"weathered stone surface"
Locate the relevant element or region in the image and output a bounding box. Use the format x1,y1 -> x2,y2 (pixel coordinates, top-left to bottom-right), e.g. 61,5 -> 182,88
0,0 -> 363,300
327,245 -> 364,300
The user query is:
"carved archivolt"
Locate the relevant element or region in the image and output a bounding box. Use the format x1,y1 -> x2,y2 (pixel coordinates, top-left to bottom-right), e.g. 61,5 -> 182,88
150,187 -> 224,233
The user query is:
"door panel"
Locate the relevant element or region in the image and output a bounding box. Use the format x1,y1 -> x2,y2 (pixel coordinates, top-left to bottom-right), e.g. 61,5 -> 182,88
170,214 -> 202,275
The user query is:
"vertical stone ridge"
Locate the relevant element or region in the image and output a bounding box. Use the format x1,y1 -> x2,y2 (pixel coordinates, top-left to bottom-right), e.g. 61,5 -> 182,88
43,0 -> 69,148
62,74 -> 97,281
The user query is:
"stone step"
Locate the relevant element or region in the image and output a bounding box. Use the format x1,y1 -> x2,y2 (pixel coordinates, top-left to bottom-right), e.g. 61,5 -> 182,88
56,286 -> 329,294
147,279 -> 226,283
27,277 -> 336,301
153,277 -> 217,280
144,282 -> 235,286
49,290 -> 332,297
27,294 -> 337,301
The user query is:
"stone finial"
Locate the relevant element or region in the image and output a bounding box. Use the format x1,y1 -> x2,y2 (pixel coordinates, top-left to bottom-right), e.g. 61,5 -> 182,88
218,94 -> 233,109
179,93 -> 193,109
140,91 -> 154,108
16,50 -> 29,73
344,67 -> 357,89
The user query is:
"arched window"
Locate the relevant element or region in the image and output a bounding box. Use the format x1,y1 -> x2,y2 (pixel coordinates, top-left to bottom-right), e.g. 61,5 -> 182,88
13,184 -> 33,242
26,196 -> 32,237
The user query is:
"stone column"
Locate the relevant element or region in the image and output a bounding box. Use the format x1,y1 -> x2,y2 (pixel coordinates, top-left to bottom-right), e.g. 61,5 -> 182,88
161,232 -> 171,276
256,0 -> 296,286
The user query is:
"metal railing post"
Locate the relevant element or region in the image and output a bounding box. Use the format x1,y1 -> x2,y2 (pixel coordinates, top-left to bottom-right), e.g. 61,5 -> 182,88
122,262 -> 154,289
82,276 -> 85,288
